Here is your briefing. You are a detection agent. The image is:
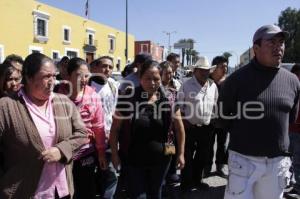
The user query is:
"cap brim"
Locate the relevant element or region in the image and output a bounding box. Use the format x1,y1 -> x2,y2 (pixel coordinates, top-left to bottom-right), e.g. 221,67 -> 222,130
265,31 -> 289,40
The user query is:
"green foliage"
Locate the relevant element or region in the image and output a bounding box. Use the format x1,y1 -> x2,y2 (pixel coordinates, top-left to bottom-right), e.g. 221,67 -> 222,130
278,7 -> 300,63
223,52 -> 232,59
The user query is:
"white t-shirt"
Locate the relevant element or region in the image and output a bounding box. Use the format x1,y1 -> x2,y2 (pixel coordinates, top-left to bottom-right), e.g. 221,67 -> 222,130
91,78 -> 119,137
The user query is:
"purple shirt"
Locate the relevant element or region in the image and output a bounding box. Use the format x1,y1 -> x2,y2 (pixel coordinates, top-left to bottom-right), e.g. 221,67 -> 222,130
19,89 -> 69,199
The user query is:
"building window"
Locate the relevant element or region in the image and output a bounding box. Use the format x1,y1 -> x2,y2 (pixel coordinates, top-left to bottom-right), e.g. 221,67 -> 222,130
108,35 -> 116,53
64,29 -> 69,41
66,51 -> 77,58
62,26 -> 71,44
52,50 -> 60,60
65,48 -> 79,59
86,28 -> 96,46
33,10 -> 50,42
141,44 -> 149,53
88,34 -> 93,45
29,45 -> 43,54
37,19 -> 46,36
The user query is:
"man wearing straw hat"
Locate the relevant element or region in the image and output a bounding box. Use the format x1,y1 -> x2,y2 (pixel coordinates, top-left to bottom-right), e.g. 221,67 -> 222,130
178,56 -> 218,192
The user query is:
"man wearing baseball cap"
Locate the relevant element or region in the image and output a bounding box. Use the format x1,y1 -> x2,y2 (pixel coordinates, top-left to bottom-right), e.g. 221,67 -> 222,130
219,24 -> 300,199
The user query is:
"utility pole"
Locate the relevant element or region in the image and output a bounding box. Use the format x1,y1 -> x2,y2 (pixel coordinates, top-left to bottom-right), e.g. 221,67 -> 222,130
163,31 -> 176,54
125,0 -> 128,63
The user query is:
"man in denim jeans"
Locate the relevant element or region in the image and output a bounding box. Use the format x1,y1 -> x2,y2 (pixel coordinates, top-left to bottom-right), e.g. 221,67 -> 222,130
90,56 -> 119,199
219,25 -> 300,199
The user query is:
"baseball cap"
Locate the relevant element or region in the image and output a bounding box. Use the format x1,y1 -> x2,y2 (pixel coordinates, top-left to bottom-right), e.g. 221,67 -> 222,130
253,24 -> 289,43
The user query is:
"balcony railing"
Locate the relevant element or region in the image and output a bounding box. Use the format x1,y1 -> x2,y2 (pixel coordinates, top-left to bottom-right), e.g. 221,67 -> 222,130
84,38 -> 98,47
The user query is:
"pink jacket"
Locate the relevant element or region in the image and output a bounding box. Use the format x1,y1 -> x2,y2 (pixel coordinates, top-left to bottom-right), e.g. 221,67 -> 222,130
58,84 -> 106,158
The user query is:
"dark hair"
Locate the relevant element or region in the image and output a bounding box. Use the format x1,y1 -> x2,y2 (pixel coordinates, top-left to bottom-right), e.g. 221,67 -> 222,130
67,57 -> 87,75
139,60 -> 160,78
0,63 -> 22,97
90,56 -> 114,68
59,56 -> 70,64
22,53 -> 53,85
159,61 -> 173,76
212,56 -> 229,66
133,53 -> 152,65
121,64 -> 135,77
254,39 -> 262,46
291,63 -> 300,74
166,53 -> 180,62
3,54 -> 24,65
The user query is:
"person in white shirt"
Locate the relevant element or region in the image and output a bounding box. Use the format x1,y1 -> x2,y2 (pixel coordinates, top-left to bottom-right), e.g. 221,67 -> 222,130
89,56 -> 119,199
177,56 -> 218,192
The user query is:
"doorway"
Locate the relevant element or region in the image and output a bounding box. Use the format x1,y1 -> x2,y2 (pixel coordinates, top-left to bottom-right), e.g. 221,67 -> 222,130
86,52 -> 94,64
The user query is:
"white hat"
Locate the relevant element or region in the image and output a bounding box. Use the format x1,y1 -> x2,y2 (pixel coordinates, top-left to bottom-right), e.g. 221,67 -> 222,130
193,56 -> 216,70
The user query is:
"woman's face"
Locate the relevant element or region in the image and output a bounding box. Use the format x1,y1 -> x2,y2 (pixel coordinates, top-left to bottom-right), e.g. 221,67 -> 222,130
162,67 -> 173,84
5,70 -> 22,94
69,64 -> 90,91
26,61 -> 56,101
140,67 -> 161,95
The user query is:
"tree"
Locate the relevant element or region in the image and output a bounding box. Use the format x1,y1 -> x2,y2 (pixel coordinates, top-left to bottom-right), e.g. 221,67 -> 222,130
223,52 -> 232,60
176,38 -> 195,66
278,7 -> 300,63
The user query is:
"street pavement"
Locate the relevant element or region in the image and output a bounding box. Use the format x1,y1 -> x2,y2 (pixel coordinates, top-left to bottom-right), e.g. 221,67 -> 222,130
114,165 -> 228,199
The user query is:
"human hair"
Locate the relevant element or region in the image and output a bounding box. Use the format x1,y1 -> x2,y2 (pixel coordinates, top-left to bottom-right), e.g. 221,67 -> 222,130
3,54 -> 24,66
67,57 -> 87,75
139,60 -> 160,78
159,61 -> 173,76
253,39 -> 262,46
59,56 -> 70,64
212,56 -> 228,66
22,53 -> 53,85
90,56 -> 114,68
291,63 -> 300,74
166,53 -> 180,62
0,63 -> 22,97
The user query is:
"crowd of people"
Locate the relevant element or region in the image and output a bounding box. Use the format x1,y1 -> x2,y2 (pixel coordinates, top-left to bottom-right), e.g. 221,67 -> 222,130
0,24 -> 300,199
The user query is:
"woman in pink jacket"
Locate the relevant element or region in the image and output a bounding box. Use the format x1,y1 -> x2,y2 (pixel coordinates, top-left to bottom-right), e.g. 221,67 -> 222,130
57,57 -> 107,199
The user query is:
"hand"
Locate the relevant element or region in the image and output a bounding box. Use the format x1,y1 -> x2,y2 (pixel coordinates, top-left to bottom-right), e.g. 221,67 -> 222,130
111,153 -> 121,171
98,155 -> 108,170
176,153 -> 185,170
41,147 -> 62,163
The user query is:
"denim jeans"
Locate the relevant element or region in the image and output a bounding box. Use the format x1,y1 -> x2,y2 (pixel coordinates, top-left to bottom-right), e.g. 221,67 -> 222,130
224,150 -> 291,199
289,133 -> 300,192
126,158 -> 171,199
98,152 -> 118,199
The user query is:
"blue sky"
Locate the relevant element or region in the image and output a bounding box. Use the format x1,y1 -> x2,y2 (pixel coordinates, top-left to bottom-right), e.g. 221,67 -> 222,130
39,0 -> 299,67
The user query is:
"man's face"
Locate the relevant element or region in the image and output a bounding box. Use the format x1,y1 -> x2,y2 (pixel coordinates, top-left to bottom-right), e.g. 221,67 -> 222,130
212,62 -> 228,81
254,35 -> 285,67
194,68 -> 210,84
92,58 -> 113,78
171,57 -> 181,71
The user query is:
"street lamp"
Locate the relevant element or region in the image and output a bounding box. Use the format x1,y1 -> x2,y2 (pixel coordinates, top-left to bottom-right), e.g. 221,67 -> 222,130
163,31 -> 176,54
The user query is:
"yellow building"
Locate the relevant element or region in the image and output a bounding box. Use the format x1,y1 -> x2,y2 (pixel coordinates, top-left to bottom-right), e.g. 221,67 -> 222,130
0,0 -> 135,71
